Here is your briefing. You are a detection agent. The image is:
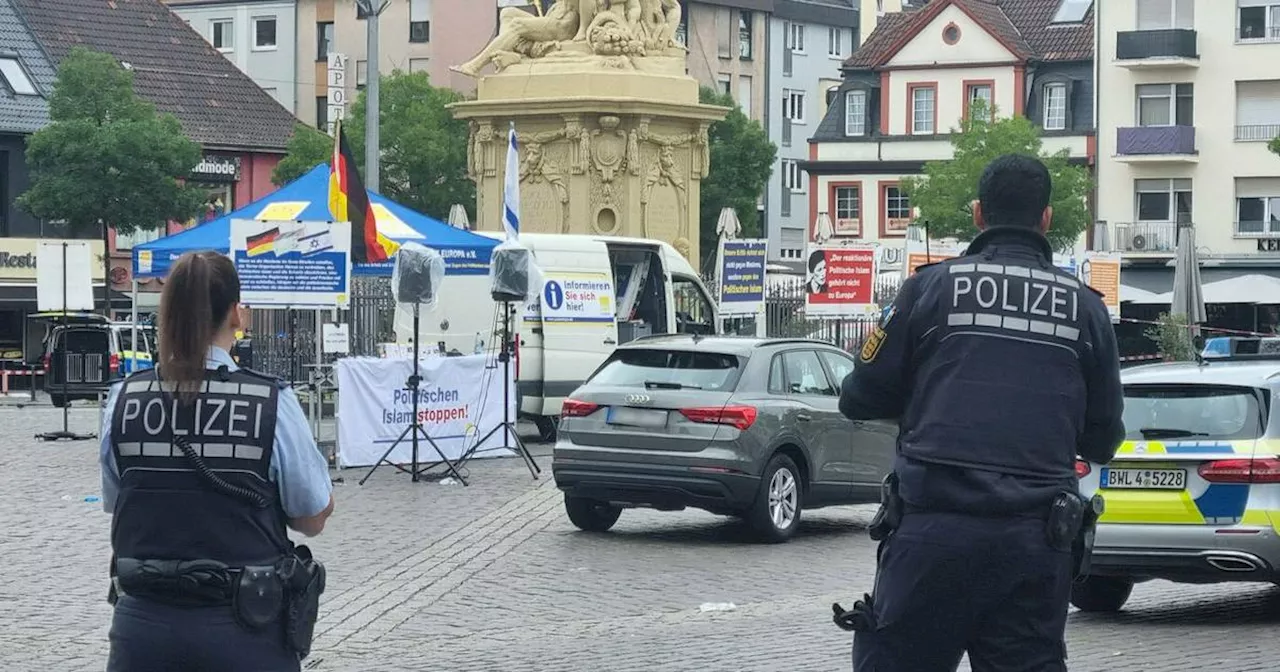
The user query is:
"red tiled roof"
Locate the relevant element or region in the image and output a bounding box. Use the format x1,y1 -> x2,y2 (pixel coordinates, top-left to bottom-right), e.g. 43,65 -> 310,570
11,0 -> 299,152
844,0 -> 1093,70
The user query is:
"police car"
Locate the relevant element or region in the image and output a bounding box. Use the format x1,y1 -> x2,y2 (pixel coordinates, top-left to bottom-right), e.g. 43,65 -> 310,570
1073,336 -> 1280,612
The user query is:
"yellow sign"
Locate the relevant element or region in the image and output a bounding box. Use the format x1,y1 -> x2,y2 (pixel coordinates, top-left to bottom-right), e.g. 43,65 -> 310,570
1081,252 -> 1122,322
370,203 -> 423,240
0,238 -> 106,282
256,201 -> 310,221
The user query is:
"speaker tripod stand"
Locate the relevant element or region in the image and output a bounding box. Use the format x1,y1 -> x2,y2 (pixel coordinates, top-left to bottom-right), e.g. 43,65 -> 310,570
359,303 -> 468,486
459,302 -> 540,479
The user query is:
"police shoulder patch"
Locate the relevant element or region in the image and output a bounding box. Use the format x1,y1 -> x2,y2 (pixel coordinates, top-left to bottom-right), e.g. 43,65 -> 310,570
860,326 -> 887,363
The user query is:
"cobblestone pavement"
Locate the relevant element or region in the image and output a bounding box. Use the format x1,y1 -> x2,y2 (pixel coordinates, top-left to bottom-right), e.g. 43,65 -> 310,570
2,405 -> 1278,671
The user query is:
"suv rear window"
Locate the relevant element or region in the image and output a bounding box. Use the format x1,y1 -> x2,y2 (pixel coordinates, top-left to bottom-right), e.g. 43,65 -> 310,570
588,348 -> 742,391
57,329 -> 109,353
1122,384 -> 1267,441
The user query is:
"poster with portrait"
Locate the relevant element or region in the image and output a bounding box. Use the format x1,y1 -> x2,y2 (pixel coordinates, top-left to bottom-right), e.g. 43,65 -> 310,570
1079,252 -> 1122,323
803,244 -> 880,318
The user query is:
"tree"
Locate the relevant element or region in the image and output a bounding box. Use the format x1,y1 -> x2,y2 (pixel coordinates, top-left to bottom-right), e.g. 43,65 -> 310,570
1269,134 -> 1280,158
698,86 -> 777,268
19,47 -> 203,240
899,102 -> 1092,253
272,71 -> 473,221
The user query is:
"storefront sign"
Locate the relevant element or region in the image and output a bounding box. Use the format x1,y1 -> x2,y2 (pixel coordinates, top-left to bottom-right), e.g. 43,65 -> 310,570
327,52 -> 349,135
0,238 -> 106,282
1258,239 -> 1280,253
190,155 -> 241,182
803,243 -> 879,318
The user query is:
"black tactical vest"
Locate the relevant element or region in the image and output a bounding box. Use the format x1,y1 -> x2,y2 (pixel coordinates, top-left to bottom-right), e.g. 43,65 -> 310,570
899,229 -> 1096,482
109,367 -> 291,567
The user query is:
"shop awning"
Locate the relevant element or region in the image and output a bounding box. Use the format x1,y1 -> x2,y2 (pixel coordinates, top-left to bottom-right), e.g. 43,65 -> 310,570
1121,284 -> 1166,304
1150,274 -> 1280,305
132,164 -> 496,279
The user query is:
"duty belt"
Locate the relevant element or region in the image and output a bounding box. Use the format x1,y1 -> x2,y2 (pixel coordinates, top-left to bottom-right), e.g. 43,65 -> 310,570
113,558 -> 245,606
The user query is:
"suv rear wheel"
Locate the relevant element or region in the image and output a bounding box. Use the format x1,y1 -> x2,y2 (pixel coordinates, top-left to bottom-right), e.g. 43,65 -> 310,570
746,453 -> 803,543
564,495 -> 622,532
1070,576 -> 1134,612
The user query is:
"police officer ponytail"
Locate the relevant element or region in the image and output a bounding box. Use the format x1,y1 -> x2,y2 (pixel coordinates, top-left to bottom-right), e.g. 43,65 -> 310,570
158,251 -> 241,402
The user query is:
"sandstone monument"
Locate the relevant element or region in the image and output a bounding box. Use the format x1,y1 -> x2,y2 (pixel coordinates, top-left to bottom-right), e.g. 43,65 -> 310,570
449,0 -> 727,264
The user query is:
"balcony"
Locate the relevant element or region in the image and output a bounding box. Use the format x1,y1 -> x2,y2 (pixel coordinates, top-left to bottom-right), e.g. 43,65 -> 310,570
1115,29 -> 1199,69
1115,126 -> 1198,163
1236,124 -> 1280,142
1114,221 -> 1179,254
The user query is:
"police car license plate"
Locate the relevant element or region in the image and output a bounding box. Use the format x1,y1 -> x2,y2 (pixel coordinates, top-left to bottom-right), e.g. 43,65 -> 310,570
1100,468 -> 1187,490
606,407 -> 668,428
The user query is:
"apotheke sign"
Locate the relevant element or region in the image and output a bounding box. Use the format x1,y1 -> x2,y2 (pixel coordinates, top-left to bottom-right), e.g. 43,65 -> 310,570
0,238 -> 106,282
191,155 -> 242,182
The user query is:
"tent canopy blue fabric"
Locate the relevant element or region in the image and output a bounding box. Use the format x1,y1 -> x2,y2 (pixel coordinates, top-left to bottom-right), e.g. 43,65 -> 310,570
132,164 -> 494,278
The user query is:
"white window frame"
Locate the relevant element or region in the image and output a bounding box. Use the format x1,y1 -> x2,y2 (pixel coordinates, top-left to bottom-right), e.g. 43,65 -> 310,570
210,19 -> 234,52
1136,0 -> 1194,30
828,27 -> 843,58
782,160 -> 806,194
782,89 -> 806,124
1134,178 -> 1192,223
252,16 -> 278,50
966,83 -> 993,120
1135,83 -> 1192,127
1237,2 -> 1280,42
1043,82 -> 1068,130
911,86 -> 935,134
844,90 -> 867,136
884,185 -> 912,226
0,57 -> 37,96
1051,0 -> 1093,24
1235,194 -> 1280,235
787,22 -> 806,53
834,186 -> 861,231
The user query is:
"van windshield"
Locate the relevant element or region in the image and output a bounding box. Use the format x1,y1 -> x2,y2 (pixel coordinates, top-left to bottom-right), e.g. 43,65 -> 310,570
1122,384 -> 1267,441
589,348 -> 742,391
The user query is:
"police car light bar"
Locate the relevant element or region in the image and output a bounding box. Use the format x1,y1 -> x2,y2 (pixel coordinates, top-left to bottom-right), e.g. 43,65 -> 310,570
1200,336 -> 1280,361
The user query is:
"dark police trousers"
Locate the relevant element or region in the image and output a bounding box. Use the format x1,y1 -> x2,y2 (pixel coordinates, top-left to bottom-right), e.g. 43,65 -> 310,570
108,595 -> 300,672
852,512 -> 1073,672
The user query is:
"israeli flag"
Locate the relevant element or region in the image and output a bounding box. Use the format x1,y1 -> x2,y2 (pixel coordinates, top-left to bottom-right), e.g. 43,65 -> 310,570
503,122 -> 520,241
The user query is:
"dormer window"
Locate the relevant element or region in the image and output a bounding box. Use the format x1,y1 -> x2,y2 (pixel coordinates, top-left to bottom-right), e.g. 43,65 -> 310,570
845,90 -> 867,136
0,56 -> 37,96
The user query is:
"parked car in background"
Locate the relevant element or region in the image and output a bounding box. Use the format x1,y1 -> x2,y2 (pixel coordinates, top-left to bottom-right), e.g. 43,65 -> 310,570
1073,336 -> 1280,612
552,335 -> 897,542
37,312 -> 155,407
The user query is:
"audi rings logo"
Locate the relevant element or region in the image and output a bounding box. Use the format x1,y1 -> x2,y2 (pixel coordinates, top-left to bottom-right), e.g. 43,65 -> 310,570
625,394 -> 652,405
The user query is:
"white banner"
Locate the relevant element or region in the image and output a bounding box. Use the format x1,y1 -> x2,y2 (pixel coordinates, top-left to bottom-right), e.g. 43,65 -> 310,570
335,354 -> 515,468
230,219 -> 352,309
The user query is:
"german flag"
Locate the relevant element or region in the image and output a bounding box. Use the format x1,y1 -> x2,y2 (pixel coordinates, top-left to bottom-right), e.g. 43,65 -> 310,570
246,227 -> 279,256
328,120 -> 398,263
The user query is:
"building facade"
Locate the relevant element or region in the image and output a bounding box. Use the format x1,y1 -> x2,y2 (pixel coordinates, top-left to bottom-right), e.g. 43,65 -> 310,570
1095,0 -> 1280,269
803,0 -> 1095,273
682,0 -> 771,122
165,0 -> 298,112
295,0 -> 497,130
767,0 -> 858,262
7,0 -> 301,323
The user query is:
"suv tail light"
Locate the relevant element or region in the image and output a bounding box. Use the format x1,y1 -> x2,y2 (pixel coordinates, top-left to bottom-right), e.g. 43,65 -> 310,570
1199,458 -> 1280,484
680,405 -> 758,431
109,353 -> 120,374
41,353 -> 50,373
561,398 -> 599,417
1074,460 -> 1091,478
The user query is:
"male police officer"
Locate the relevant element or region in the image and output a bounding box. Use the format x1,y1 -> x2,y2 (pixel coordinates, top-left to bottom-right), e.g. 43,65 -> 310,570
839,154 -> 1125,671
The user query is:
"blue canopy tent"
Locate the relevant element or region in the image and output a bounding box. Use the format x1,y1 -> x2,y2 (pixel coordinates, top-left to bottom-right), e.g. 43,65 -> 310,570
132,163 -> 494,279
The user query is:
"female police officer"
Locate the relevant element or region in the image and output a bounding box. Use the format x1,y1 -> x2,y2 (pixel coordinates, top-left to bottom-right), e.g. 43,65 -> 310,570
99,250 -> 335,671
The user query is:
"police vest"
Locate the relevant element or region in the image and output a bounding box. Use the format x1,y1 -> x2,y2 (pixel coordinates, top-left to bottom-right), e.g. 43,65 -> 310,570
109,367 -> 292,568
900,241 -> 1095,482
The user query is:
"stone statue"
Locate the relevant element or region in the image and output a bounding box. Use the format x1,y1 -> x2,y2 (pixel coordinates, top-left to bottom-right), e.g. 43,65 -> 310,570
453,0 -> 685,77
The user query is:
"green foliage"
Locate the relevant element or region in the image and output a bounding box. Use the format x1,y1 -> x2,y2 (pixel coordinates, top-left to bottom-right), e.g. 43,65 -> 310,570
698,86 -> 777,268
1270,133 -> 1280,158
18,47 -> 203,235
899,101 -> 1093,253
272,71 -> 473,221
1144,313 -> 1197,362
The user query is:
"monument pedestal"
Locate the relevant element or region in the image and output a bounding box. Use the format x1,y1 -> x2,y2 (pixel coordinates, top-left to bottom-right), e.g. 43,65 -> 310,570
451,62 -> 726,264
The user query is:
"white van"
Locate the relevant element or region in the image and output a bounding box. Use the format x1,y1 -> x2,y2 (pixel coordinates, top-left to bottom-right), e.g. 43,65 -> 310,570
394,233 -> 720,440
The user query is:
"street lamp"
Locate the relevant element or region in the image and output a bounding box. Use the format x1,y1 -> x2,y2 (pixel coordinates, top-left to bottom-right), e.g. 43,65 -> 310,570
354,0 -> 389,192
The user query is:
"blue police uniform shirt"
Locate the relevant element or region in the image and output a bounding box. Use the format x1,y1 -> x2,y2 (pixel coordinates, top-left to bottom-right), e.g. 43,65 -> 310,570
99,347 -> 333,519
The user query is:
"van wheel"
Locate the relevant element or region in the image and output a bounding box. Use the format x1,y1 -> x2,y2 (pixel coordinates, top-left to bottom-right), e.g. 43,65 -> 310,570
49,394 -> 66,408
564,495 -> 621,533
1070,576 -> 1134,612
746,453 -> 803,543
535,415 -> 559,443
